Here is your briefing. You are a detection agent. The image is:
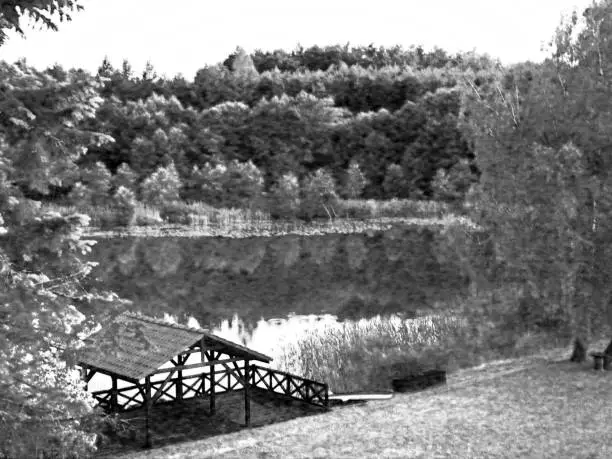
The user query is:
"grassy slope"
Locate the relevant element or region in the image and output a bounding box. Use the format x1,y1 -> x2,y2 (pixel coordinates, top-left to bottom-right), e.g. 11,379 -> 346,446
119,343 -> 611,459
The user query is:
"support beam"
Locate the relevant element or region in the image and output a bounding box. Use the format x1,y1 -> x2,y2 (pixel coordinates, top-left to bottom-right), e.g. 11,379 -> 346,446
182,374 -> 204,397
85,369 -> 97,383
244,360 -> 250,427
119,385 -> 145,409
324,383 -> 329,407
200,340 -> 208,401
144,376 -> 151,449
176,355 -> 184,401
231,360 -> 248,388
219,360 -> 247,386
178,345 -> 226,357
111,375 -> 118,413
149,358 -> 244,376
79,366 -> 97,391
204,348 -> 218,412
151,367 -> 178,404
209,353 -> 216,414
77,364 -> 139,385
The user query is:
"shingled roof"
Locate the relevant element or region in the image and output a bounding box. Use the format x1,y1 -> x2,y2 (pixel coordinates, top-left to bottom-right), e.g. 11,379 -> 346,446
79,312 -> 272,381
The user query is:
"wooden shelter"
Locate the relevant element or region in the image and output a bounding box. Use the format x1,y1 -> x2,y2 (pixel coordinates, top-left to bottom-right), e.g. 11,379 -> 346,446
78,312 -> 329,447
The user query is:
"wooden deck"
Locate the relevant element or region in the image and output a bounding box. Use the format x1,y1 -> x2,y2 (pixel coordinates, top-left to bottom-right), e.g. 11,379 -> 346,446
95,388 -> 328,457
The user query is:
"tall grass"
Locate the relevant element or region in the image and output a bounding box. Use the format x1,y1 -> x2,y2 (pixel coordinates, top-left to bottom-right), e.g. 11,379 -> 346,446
133,202 -> 163,226
336,198 -> 452,219
42,198 -> 455,227
41,199 -> 479,237
40,203 -> 120,227
41,202 -> 163,227
275,314 -> 468,393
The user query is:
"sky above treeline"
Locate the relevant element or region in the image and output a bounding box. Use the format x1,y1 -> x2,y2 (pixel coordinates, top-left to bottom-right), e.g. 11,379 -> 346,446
0,0 -> 593,80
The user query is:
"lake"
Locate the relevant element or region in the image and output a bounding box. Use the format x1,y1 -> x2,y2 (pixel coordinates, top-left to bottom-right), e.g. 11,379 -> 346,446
86,224 -> 470,359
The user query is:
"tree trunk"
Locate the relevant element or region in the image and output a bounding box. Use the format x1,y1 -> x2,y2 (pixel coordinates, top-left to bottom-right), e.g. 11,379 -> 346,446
569,294 -> 591,363
604,339 -> 612,356
570,337 -> 587,362
569,192 -> 596,363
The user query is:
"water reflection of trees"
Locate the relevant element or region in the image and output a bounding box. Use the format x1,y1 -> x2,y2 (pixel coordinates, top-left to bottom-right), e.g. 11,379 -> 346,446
88,227 -> 471,327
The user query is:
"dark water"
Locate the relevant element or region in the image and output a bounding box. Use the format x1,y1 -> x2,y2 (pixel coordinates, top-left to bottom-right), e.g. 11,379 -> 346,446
88,225 -> 469,331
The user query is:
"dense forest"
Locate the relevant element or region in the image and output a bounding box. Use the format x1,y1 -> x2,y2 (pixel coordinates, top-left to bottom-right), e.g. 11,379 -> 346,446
2,44 -> 489,219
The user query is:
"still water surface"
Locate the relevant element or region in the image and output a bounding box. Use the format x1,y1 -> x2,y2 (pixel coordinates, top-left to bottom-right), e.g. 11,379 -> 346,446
85,225 -> 472,393
86,225 -> 469,361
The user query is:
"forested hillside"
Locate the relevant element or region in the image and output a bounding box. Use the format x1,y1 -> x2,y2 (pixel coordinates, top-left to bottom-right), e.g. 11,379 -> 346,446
2,45 -> 489,215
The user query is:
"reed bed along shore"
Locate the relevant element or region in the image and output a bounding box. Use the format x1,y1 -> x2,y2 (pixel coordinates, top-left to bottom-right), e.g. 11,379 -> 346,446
275,314 -> 469,393
45,203 -> 477,238
42,199 -> 478,238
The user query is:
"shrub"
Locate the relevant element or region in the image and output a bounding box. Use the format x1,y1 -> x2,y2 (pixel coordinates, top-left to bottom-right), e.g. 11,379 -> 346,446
337,295 -> 384,321
431,158 -> 476,204
343,161 -> 368,199
112,163 -> 138,193
68,162 -> 112,207
377,344 -> 452,379
188,162 -> 225,205
223,160 -> 264,208
336,198 -> 450,219
382,164 -> 408,199
93,206 -> 122,230
112,186 -> 137,227
299,168 -> 338,220
189,159 -> 264,208
133,202 -> 163,226
6,198 -> 41,225
336,199 -> 376,219
267,173 -> 301,219
448,288 -> 536,359
140,162 -> 182,205
83,162 -> 113,205
67,182 -> 94,207
160,202 -> 193,225
516,291 -> 570,335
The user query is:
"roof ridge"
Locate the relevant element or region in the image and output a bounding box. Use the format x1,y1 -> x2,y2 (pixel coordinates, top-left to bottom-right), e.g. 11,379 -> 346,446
121,311 -> 209,334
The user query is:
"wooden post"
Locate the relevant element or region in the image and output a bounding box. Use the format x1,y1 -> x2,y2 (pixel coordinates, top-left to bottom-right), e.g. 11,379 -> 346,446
111,375 -> 118,413
244,360 -> 250,427
324,383 -> 329,408
80,366 -> 88,391
144,376 -> 151,449
176,356 -> 183,401
209,352 -> 216,414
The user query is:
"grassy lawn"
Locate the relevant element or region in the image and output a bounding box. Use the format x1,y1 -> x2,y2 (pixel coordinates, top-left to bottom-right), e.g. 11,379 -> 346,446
116,344 -> 611,458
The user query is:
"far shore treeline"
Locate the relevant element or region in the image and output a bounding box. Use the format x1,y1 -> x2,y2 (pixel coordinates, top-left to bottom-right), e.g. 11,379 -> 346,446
2,44 -> 484,219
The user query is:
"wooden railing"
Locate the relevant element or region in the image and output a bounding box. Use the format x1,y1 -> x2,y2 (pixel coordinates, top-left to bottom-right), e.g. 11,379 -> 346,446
249,365 -> 329,408
91,389 -> 113,410
90,372 -> 226,411
90,365 -> 329,411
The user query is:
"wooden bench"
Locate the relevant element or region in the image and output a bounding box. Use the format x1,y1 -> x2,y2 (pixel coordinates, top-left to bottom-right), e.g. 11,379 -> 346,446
589,352 -> 611,371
